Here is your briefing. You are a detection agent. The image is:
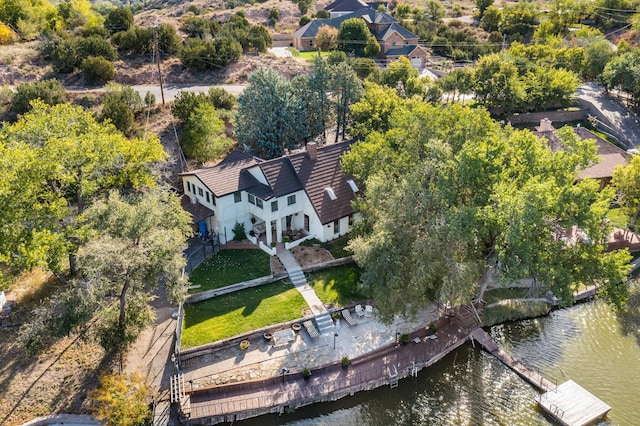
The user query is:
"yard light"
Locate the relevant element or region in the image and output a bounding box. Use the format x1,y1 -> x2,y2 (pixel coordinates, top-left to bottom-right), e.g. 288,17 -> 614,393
334,332 -> 339,350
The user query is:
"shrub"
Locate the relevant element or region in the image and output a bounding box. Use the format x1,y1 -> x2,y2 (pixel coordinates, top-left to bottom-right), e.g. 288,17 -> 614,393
341,356 -> 351,368
104,7 -> 134,35
186,4 -> 201,15
269,8 -> 280,21
158,23 -> 180,55
0,22 -> 14,44
239,340 -> 250,350
181,103 -> 234,162
208,87 -> 235,110
144,91 -> 155,108
111,27 -> 153,54
302,367 -> 312,378
299,15 -> 311,27
179,38 -> 217,71
51,38 -> 79,73
100,98 -> 135,135
91,372 -> 151,426
316,9 -> 330,18
232,221 -> 246,241
327,50 -> 346,64
11,79 -> 66,115
104,82 -> 144,115
77,36 -> 118,61
400,333 -> 410,344
81,56 -> 115,85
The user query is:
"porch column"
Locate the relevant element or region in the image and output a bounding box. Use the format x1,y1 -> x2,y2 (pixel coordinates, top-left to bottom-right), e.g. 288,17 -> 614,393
266,222 -> 272,246
276,218 -> 283,243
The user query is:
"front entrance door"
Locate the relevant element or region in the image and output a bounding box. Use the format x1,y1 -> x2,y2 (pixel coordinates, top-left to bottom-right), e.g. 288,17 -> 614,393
304,214 -> 309,232
286,215 -> 292,230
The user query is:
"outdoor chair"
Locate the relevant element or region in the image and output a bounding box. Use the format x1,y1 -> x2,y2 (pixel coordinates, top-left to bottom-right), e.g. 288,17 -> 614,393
342,309 -> 357,326
303,320 -> 320,339
355,304 -> 365,318
364,305 -> 373,317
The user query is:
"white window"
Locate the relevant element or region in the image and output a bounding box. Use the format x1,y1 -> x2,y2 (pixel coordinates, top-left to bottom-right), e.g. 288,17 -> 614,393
347,179 -> 359,193
325,187 -> 337,200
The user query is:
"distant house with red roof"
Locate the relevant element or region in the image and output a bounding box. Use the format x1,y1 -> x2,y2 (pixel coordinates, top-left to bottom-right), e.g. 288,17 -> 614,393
179,142 -> 360,247
292,7 -> 428,68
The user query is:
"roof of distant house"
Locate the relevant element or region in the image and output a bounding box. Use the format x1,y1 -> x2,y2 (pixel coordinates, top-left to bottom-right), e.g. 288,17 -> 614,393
324,0 -> 368,12
293,8 -> 405,39
373,22 -> 417,40
534,125 -> 629,180
385,45 -> 424,56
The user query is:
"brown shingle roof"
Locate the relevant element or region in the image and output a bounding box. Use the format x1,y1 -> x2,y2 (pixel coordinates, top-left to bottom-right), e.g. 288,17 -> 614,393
289,141 -> 358,224
180,194 -> 214,223
180,151 -> 261,197
534,126 -> 629,180
258,157 -> 303,197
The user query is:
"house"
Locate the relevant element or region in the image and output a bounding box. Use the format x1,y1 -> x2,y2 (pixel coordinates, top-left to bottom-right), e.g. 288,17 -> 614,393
292,7 -> 428,68
533,118 -> 629,187
179,141 -> 361,247
324,0 -> 387,18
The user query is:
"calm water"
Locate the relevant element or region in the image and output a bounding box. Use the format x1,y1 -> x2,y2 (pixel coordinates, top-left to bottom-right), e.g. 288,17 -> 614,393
241,300 -> 640,425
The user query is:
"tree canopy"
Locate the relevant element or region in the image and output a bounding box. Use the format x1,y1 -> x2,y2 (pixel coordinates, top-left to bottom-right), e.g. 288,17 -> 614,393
343,89 -> 631,320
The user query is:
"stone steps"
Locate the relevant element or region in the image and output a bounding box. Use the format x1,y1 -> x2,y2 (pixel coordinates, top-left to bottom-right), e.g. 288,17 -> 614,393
314,312 -> 334,334
288,269 -> 306,286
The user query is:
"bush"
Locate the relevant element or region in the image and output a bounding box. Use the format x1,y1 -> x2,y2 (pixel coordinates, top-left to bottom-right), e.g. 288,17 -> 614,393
400,333 -> 410,344
171,91 -> 210,121
316,9 -> 330,18
100,98 -> 135,135
158,23 -> 181,55
104,7 -> 134,35
11,79 -> 66,115
91,372 -> 150,426
144,91 -> 155,107
239,339 -> 250,350
327,50 -> 346,64
104,82 -> 144,115
51,38 -> 79,73
179,38 -> 217,71
341,356 -> 351,368
232,221 -> 246,241
208,87 -> 235,110
82,56 -> 115,85
299,15 -> 311,27
302,367 -> 312,378
269,8 -> 280,22
111,27 -> 153,54
181,103 -> 234,162
77,36 -> 118,61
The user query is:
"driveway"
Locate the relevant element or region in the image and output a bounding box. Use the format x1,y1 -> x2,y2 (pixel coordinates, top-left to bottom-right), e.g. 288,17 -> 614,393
576,82 -> 640,149
268,47 -> 293,58
131,84 -> 246,104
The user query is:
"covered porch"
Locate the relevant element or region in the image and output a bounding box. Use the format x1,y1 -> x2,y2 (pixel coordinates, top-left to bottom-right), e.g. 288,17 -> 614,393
250,213 -> 309,247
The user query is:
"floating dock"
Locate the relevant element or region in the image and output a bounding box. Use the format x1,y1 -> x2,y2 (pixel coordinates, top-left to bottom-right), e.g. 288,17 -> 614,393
471,329 -> 611,426
538,380 -> 611,426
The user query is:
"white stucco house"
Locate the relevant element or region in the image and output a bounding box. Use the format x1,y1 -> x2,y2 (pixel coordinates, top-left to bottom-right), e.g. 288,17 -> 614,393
179,141 -> 361,248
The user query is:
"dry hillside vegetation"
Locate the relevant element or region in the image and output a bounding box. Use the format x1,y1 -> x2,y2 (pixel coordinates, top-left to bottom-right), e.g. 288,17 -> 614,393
0,269 -> 108,426
0,42 -> 52,85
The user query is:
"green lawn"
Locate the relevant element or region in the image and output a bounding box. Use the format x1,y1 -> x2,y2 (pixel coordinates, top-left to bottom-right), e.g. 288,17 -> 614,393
188,249 -> 271,293
182,282 -> 308,348
288,48 -> 328,62
607,207 -> 629,229
308,265 -> 366,306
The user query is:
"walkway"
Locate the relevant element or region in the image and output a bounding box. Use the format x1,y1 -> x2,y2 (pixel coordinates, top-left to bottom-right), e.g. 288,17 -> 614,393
276,245 -> 334,334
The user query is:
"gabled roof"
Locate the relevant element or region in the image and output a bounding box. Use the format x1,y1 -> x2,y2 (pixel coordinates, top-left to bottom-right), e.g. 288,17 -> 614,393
288,141 -> 358,224
180,150 -> 261,197
258,157 -> 303,197
325,0 -> 368,12
385,45 -> 424,57
374,22 -> 419,40
534,126 -> 629,180
293,8 -> 397,39
180,195 -> 214,222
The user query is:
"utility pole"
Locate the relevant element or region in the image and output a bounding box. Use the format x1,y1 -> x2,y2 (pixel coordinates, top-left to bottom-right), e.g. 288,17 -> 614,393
153,22 -> 166,106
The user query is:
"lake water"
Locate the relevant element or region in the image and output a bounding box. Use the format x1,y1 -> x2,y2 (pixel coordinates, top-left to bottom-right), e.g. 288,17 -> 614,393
241,300 -> 640,425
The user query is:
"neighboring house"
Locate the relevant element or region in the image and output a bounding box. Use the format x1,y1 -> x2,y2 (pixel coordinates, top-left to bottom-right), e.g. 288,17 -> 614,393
180,141 -> 361,246
292,7 -> 428,68
324,0 -> 387,18
533,118 -> 629,187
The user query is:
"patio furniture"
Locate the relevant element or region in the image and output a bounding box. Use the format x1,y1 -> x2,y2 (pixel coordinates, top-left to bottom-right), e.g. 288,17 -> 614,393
303,320 -> 320,339
364,305 -> 373,317
272,329 -> 296,347
355,304 -> 365,318
342,309 -> 357,326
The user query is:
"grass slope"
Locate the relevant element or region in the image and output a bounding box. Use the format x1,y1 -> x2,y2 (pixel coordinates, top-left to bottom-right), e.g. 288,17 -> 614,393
308,265 -> 365,306
188,249 -> 271,293
182,282 -> 308,347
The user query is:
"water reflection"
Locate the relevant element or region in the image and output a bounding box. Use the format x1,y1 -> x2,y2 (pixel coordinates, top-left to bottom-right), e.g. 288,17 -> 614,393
240,300 -> 640,425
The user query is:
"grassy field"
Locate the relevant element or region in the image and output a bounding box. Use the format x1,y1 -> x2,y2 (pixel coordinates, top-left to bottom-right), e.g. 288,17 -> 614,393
288,48 -> 328,62
308,265 -> 365,306
482,287 -> 530,305
182,282 -> 308,347
188,249 -> 271,293
326,235 -> 351,259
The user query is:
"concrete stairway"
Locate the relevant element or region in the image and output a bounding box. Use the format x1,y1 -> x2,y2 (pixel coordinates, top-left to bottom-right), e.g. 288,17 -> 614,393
288,269 -> 306,287
314,312 -> 334,334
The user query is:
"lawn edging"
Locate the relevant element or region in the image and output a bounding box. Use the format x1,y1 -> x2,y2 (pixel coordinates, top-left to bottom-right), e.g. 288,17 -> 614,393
180,316 -> 309,362
185,257 -> 355,304
185,273 -> 287,304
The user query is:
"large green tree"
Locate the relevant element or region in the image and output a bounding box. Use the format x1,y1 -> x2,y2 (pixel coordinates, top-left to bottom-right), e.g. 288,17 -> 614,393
612,155 -> 640,231
236,68 -> 309,158
338,18 -> 373,56
18,189 -> 191,356
0,101 -> 166,274
343,96 -> 632,320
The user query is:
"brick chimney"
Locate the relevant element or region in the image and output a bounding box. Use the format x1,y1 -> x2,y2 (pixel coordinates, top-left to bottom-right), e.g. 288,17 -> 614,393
307,142 -> 318,160
536,118 -> 554,132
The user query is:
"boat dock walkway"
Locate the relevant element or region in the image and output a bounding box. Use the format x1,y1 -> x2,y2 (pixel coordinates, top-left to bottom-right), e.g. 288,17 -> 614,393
471,328 -> 611,426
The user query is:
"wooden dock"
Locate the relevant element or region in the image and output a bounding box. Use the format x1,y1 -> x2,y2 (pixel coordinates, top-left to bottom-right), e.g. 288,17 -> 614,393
471,329 -> 611,426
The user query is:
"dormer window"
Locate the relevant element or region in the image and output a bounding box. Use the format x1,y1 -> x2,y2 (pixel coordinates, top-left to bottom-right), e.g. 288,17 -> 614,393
347,179 -> 359,193
325,187 -> 337,200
